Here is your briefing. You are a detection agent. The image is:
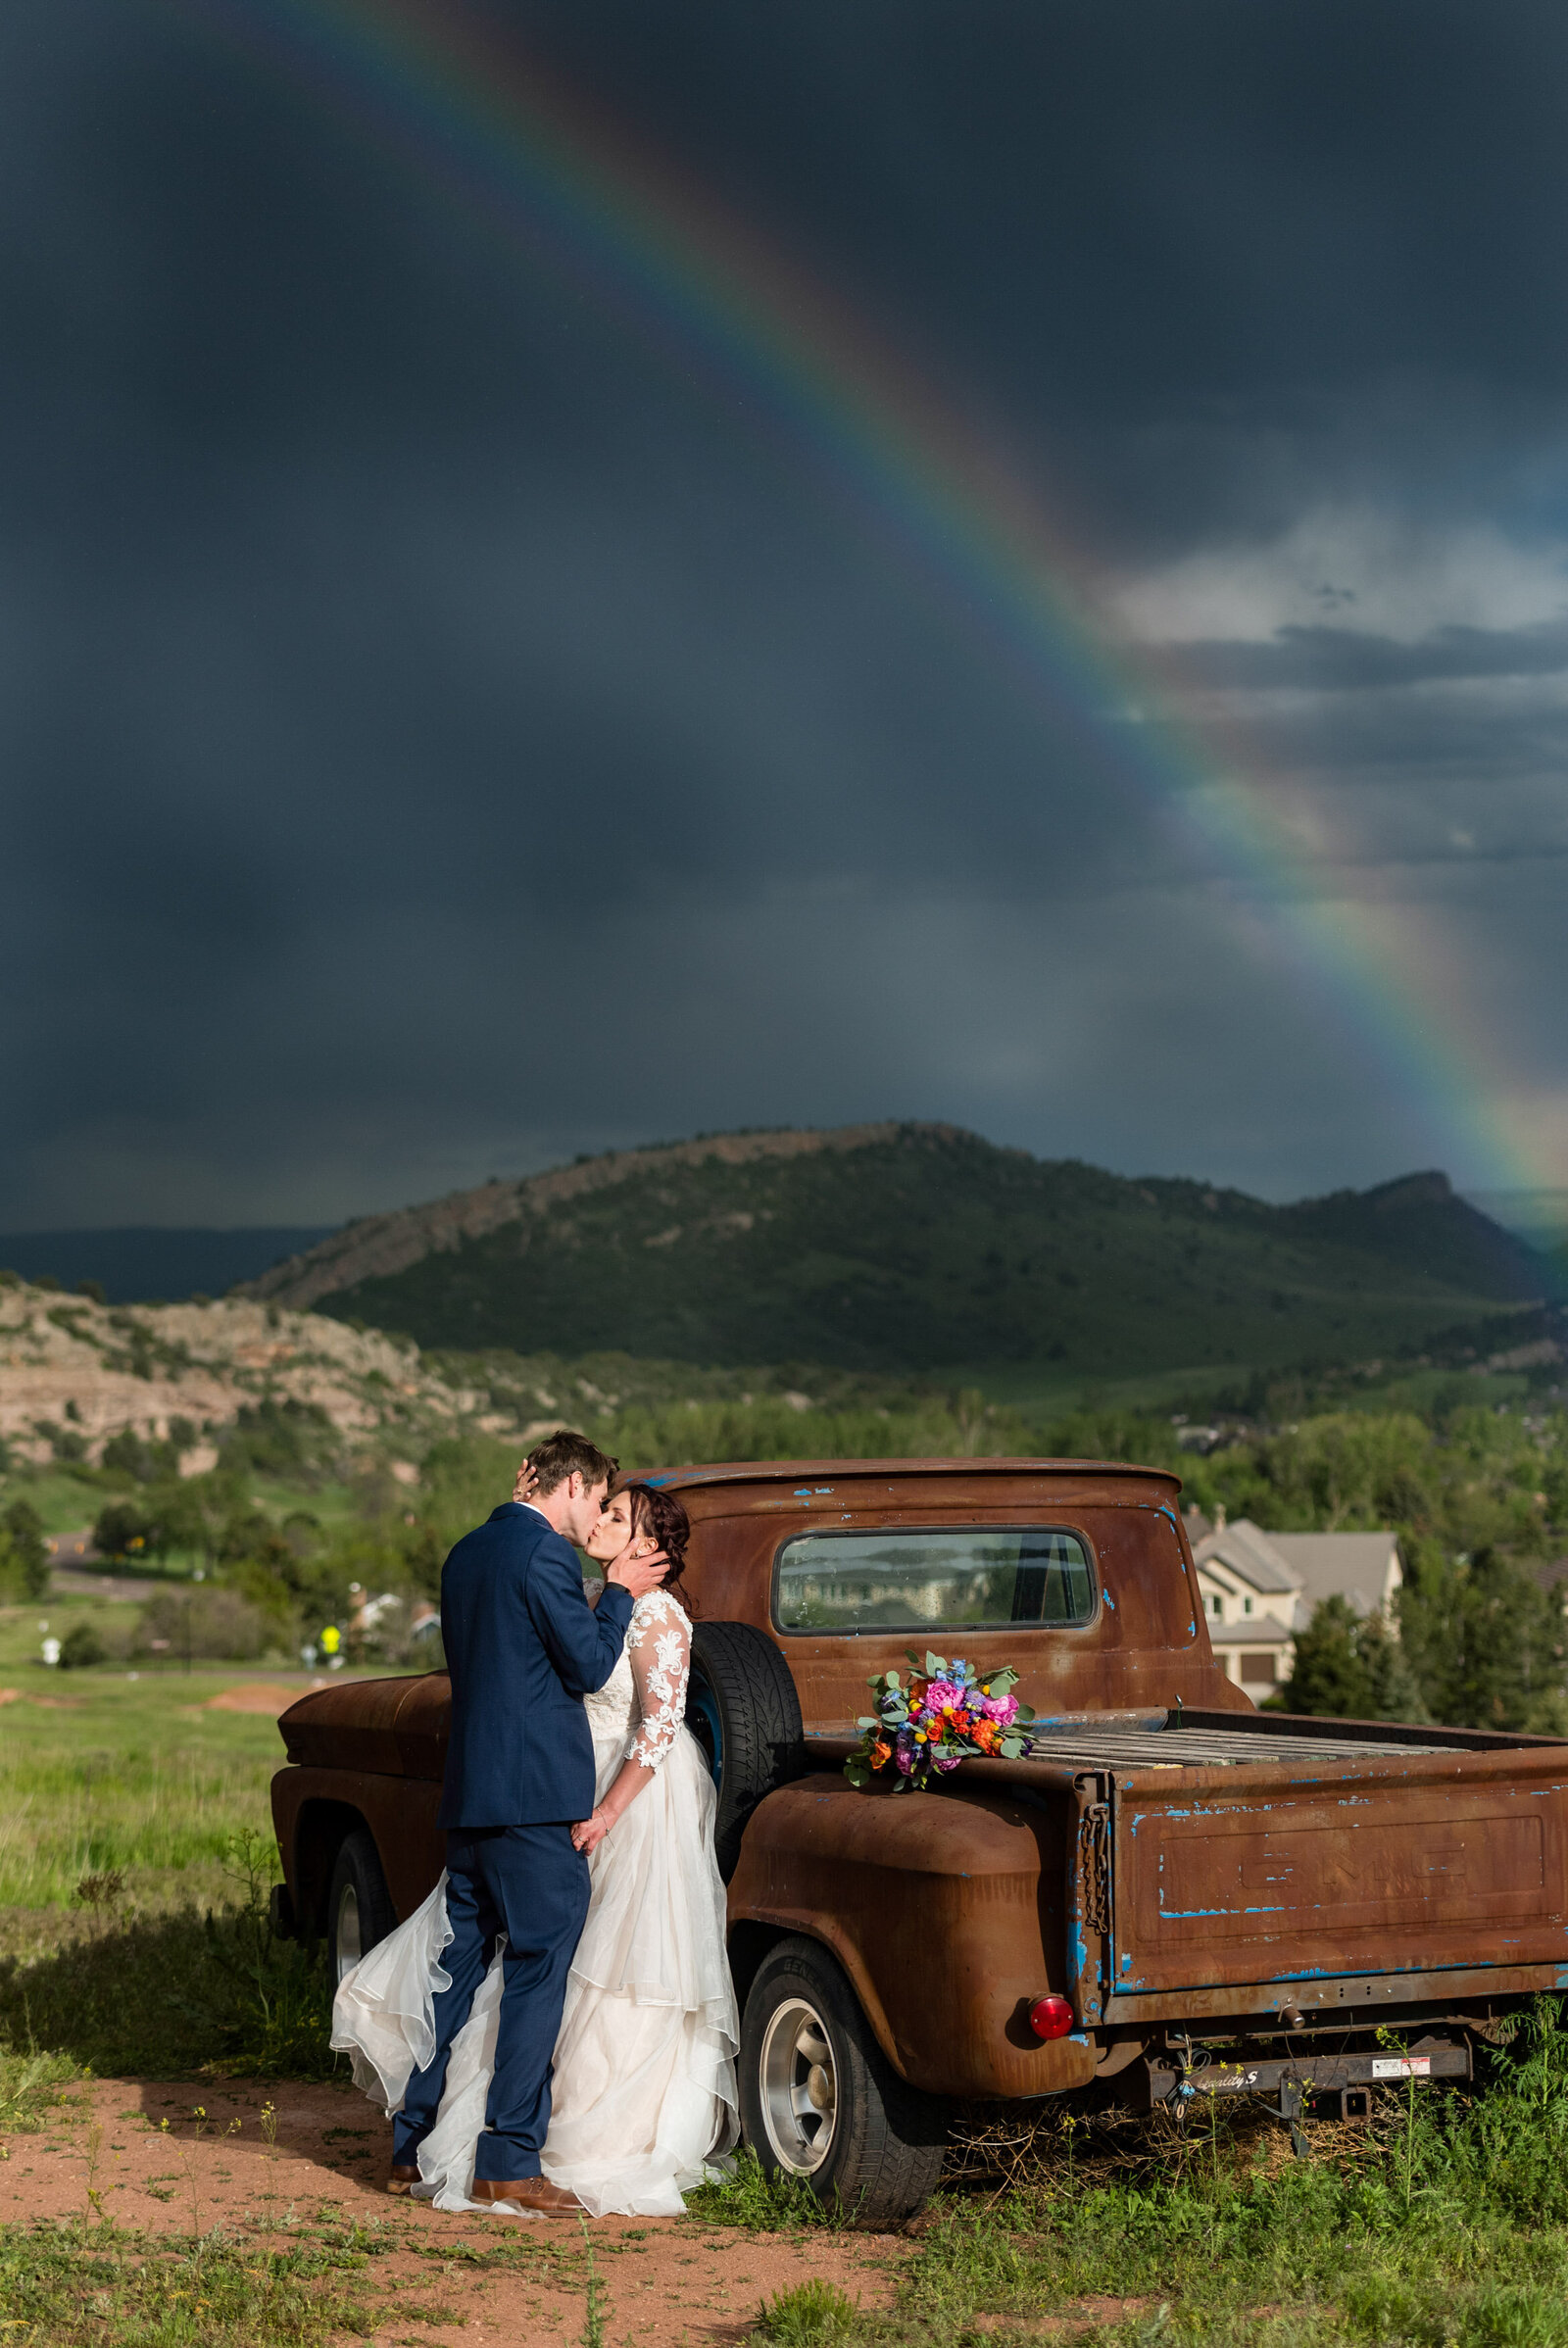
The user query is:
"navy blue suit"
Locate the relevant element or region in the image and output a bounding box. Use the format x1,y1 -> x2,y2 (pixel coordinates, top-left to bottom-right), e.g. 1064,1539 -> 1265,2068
395,1503 -> 633,2182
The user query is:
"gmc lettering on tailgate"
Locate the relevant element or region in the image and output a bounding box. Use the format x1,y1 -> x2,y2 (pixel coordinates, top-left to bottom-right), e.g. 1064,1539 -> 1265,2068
1139,1806 -> 1547,1941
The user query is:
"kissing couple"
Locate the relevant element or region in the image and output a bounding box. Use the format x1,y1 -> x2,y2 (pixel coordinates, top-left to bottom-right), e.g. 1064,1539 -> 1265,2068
331,1429 -> 739,2217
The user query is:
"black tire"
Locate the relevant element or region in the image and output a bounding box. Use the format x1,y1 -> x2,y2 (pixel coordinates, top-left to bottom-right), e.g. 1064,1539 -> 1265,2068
326,1826 -> 397,1984
684,1621 -> 805,1881
739,1936 -> 947,2226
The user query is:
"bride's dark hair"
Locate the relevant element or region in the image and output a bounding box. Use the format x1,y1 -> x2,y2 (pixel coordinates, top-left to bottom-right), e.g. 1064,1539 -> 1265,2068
622,1482 -> 693,1614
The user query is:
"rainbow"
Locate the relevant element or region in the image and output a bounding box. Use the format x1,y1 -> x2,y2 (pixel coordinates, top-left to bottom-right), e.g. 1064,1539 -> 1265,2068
195,0 -> 1565,1223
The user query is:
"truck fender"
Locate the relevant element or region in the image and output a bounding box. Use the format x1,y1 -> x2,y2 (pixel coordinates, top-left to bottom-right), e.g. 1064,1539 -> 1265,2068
726,1774 -> 1096,2101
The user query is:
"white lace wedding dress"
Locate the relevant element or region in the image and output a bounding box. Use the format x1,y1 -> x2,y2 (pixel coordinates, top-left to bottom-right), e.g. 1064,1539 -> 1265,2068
331,1590 -> 739,2217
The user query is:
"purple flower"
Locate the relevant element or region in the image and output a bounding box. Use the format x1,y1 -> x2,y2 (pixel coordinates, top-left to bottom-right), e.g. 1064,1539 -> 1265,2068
895,1732 -> 915,1776
933,1750 -> 961,1773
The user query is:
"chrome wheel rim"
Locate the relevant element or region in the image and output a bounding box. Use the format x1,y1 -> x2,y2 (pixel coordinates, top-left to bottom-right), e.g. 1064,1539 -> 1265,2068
334,1882 -> 362,1981
758,1994 -> 838,2174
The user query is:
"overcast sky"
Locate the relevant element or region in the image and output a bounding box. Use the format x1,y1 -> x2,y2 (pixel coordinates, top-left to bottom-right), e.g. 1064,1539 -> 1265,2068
5,0 -> 1567,1228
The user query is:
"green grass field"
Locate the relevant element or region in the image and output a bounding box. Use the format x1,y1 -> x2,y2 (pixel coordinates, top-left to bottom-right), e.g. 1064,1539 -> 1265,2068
0,1602 -> 401,1919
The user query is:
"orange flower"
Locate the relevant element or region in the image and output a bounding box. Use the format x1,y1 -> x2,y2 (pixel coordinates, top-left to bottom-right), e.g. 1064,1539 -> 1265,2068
871,1738 -> 892,1768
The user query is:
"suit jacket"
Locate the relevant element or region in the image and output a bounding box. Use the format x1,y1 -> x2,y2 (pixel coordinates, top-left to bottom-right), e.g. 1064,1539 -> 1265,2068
438,1501 -> 634,1830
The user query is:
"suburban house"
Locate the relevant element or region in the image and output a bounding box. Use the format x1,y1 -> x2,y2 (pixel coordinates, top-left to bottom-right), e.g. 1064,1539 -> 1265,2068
1185,1510 -> 1403,1703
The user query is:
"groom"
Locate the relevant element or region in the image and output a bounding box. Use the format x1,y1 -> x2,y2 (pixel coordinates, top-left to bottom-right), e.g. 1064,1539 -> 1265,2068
389,1429 -> 669,2212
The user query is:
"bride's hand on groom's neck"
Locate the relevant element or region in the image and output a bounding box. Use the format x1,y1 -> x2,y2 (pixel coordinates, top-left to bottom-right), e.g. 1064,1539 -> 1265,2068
606,1543 -> 670,1600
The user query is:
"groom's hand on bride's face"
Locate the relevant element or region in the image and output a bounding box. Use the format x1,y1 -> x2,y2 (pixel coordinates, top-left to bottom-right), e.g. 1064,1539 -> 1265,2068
605,1544 -> 670,1599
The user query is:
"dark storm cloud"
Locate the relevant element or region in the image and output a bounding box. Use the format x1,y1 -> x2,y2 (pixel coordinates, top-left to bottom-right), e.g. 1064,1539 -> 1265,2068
4,0 -> 1568,1223
1172,623 -> 1568,695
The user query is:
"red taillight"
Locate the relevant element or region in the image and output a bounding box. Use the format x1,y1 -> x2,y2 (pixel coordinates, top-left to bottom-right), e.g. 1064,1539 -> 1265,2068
1028,1994 -> 1074,2041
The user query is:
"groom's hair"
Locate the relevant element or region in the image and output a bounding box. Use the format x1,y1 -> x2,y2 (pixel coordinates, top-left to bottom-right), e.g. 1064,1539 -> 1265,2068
525,1428 -> 619,1497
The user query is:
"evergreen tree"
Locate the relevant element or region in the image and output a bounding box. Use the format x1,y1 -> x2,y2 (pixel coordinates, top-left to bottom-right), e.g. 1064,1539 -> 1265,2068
1283,1594 -> 1428,1722
0,1498 -> 50,1600
1282,1595 -> 1365,1716
1399,1545 -> 1566,1731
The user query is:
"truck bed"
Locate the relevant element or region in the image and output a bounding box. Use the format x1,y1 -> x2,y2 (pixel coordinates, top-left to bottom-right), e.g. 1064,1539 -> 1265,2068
808,1708 -> 1568,2032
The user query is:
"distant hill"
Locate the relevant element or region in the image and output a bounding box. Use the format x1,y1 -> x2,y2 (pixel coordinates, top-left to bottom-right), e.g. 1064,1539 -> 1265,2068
241,1125 -> 1550,1378
0,1228 -> 334,1304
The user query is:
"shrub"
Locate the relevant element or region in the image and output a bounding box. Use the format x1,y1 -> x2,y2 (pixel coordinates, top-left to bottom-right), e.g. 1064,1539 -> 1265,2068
100,1428 -> 156,1481
56,1621 -> 107,1670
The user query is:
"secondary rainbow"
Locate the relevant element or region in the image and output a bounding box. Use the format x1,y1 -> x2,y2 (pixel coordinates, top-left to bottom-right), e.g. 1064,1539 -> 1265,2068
196,0 -> 1564,1205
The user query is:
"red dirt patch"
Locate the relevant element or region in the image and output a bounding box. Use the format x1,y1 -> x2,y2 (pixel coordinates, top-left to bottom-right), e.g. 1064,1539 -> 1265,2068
201,1685 -> 303,1715
0,2077 -> 909,2346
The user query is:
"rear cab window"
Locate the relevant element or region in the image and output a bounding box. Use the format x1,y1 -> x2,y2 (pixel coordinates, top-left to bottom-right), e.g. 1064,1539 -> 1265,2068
773,1526 -> 1096,1635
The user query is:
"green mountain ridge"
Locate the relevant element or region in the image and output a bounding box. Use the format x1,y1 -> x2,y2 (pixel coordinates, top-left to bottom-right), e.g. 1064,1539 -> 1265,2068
246,1124 -> 1554,1381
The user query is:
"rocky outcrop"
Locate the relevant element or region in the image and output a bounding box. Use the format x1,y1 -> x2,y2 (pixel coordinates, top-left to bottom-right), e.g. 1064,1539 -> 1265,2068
0,1285 -> 489,1467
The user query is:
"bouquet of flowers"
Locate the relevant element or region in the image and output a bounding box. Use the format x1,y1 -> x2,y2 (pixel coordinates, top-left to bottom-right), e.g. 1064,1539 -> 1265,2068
844,1651 -> 1037,1791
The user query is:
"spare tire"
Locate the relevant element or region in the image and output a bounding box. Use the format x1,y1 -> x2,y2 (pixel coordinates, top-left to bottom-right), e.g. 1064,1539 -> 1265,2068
685,1621 -> 805,1881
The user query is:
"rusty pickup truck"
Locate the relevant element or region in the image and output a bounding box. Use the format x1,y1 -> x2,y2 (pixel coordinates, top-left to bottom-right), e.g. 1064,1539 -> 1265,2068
270,1459 -> 1568,2221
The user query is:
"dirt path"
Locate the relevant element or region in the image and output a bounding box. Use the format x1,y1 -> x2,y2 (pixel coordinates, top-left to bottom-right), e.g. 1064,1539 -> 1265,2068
2,2077 -> 910,2346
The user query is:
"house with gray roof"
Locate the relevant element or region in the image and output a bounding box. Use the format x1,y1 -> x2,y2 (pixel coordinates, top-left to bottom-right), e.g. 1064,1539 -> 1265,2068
1189,1512 -> 1402,1704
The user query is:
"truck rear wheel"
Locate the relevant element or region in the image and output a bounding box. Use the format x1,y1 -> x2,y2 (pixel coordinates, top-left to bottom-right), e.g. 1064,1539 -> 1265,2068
739,1936 -> 947,2225
327,1826 -> 396,1984
685,1622 -> 804,1881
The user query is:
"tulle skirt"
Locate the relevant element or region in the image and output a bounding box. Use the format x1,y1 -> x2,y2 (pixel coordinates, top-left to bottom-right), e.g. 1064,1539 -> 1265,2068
331,1723 -> 739,2218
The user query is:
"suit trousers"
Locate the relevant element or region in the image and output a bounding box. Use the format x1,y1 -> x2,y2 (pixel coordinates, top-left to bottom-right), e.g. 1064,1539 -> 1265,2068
392,1823 -> 590,2182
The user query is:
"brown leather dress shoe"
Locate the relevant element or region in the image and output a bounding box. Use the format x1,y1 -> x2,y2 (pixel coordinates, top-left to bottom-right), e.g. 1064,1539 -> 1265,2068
470,2176 -> 583,2214
386,2166 -> 420,2196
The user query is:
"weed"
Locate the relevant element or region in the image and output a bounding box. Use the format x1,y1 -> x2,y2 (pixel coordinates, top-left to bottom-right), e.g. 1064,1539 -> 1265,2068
70,1870 -> 126,1930
688,2147 -> 850,2232
751,2277 -> 861,2344
577,2213 -> 608,2347
0,2046 -> 82,2133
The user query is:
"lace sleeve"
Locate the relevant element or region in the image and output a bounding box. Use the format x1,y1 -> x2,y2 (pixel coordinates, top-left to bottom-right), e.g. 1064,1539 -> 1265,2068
624,1591 -> 691,1770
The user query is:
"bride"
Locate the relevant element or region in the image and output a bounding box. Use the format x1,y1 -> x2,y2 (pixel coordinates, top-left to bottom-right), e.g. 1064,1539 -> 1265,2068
331,1478 -> 739,2217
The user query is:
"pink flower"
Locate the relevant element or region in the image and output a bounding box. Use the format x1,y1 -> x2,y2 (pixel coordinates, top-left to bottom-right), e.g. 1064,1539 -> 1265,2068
981,1692 -> 1018,1726
933,1750 -> 961,1773
924,1680 -> 962,1713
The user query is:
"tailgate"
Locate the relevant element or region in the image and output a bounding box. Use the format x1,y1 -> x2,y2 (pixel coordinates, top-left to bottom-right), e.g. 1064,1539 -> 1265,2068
1111,1744 -> 1568,1996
